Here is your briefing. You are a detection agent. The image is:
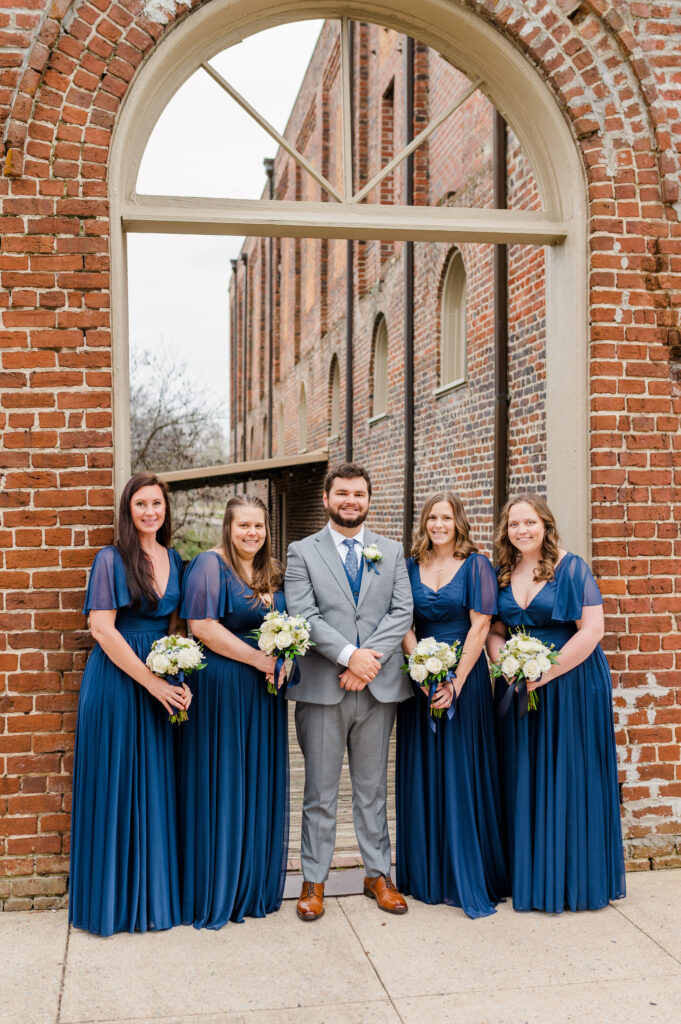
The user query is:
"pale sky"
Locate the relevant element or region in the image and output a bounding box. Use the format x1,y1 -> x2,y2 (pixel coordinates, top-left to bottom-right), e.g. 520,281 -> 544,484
127,20 -> 325,438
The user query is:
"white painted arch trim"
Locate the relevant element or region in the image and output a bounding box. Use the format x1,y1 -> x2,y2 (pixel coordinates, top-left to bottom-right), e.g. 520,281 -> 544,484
110,0 -> 589,555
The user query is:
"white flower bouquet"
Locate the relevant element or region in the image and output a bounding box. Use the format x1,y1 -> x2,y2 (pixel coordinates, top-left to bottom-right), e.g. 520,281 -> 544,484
402,636 -> 461,720
145,634 -> 205,723
252,610 -> 313,694
489,626 -> 558,712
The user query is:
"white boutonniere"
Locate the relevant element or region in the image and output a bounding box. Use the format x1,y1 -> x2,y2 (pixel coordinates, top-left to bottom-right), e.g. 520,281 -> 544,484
362,544 -> 383,573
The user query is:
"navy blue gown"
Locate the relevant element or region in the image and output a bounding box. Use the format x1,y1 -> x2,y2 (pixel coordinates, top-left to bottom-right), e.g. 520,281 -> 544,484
70,545 -> 183,935
396,554 -> 509,918
495,552 -> 626,912
178,551 -> 289,928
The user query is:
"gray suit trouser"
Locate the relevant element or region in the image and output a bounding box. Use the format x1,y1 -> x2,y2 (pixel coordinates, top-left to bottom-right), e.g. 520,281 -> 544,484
294,689 -> 396,883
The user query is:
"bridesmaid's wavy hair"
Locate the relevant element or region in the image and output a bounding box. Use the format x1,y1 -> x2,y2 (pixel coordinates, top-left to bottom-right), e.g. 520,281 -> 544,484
219,494 -> 283,599
495,493 -> 561,591
116,472 -> 172,610
411,491 -> 478,564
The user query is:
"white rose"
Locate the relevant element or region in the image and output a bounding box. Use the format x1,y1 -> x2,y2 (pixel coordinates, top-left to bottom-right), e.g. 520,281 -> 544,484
176,648 -> 197,670
425,657 -> 443,675
516,639 -> 533,653
153,653 -> 172,675
523,659 -> 541,682
442,648 -> 457,668
410,663 -> 428,683
275,630 -> 293,650
501,655 -> 520,677
259,634 -> 277,655
537,654 -> 551,673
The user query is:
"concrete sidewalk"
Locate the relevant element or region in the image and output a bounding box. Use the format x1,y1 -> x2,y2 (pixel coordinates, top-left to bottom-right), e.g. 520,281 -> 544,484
2,871 -> 680,1024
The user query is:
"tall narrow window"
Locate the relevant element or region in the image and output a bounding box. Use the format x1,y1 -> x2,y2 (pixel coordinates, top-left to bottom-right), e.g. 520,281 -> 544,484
298,383 -> 308,452
278,400 -> 285,456
262,413 -> 268,459
329,355 -> 340,438
440,249 -> 467,388
371,316 -> 388,419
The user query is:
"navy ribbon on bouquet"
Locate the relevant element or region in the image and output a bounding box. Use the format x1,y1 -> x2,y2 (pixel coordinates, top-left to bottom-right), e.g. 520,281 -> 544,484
498,674 -> 529,720
165,669 -> 188,723
274,654 -> 301,691
425,670 -> 458,734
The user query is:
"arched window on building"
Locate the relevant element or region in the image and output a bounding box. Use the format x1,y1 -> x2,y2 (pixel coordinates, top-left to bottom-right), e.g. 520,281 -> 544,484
278,400 -> 285,456
298,383 -> 308,452
440,249 -> 467,390
249,424 -> 255,459
328,355 -> 340,438
371,315 -> 388,420
262,413 -> 268,458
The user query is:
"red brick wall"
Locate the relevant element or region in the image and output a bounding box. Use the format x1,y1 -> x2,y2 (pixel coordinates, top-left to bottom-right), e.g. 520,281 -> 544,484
0,2 -> 680,908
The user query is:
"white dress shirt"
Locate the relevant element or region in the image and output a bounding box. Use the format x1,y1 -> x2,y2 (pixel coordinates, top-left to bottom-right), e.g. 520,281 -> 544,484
327,522 -> 365,667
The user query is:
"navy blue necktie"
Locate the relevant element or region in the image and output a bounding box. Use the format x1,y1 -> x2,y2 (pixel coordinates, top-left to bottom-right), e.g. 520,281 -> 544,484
343,538 -> 360,583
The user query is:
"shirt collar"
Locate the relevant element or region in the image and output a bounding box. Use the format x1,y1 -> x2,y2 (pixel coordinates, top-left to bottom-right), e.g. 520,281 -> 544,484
327,522 -> 365,551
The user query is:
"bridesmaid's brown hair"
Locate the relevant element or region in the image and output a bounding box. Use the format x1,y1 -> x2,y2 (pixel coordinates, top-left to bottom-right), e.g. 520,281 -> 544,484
411,491 -> 478,564
219,494 -> 283,598
494,493 -> 561,591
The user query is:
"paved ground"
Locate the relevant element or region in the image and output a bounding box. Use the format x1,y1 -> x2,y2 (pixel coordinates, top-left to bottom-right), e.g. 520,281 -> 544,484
3,871 -> 681,1024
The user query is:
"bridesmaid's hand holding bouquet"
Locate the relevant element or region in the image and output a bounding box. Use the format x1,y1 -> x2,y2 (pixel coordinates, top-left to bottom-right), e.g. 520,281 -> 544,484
490,627 -> 558,715
252,611 -> 313,694
402,638 -> 461,723
146,634 -> 205,723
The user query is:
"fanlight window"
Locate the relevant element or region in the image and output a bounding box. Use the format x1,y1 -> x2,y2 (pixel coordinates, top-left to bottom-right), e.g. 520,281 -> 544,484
440,250 -> 467,388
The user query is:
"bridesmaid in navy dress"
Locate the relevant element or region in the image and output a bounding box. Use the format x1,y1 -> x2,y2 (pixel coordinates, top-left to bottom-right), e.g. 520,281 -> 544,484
396,492 -> 508,918
487,493 -> 626,912
178,494 -> 289,928
70,473 -> 192,935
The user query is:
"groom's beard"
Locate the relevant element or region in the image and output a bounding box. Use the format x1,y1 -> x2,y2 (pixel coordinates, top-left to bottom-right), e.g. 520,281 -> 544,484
328,507 -> 369,530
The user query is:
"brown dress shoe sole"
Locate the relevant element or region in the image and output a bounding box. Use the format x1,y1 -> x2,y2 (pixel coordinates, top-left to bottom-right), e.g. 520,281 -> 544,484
363,887 -> 408,914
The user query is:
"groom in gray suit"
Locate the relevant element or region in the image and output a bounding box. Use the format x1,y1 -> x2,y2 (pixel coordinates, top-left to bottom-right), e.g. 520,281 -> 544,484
285,462 -> 413,921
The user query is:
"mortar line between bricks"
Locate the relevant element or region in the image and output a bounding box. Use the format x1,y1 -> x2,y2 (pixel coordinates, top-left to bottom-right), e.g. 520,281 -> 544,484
338,898 -> 406,1024
611,900 -> 681,969
56,919 -> 71,1024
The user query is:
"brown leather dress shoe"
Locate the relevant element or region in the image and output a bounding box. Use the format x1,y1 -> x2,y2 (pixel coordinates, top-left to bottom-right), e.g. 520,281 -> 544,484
363,874 -> 408,914
297,881 -> 325,921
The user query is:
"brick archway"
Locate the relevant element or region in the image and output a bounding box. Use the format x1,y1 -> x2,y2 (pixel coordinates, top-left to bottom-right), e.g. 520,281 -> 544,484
0,0 -> 679,905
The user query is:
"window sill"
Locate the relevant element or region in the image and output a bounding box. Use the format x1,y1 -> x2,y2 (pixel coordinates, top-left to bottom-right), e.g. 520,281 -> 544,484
368,412 -> 389,426
434,378 -> 467,398
327,433 -> 340,444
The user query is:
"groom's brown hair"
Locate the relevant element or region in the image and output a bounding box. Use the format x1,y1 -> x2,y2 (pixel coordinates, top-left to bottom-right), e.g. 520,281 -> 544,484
323,462 -> 373,498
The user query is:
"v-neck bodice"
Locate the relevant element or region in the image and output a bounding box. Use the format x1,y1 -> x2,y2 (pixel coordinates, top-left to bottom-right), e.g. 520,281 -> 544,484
406,553 -> 497,643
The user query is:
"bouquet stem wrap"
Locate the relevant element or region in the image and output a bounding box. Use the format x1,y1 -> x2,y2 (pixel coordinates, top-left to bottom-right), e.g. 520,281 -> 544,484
166,668 -> 188,724
425,669 -> 458,734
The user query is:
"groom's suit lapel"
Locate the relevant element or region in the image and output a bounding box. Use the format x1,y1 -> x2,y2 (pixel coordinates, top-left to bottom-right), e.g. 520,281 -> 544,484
356,528 -> 379,610
314,527 -> 356,609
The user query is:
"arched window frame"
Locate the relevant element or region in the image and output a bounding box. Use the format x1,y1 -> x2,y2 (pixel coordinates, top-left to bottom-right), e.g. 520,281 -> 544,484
369,315 -> 389,423
109,3 -> 589,554
328,354 -> 340,439
298,382 -> 308,453
438,248 -> 467,394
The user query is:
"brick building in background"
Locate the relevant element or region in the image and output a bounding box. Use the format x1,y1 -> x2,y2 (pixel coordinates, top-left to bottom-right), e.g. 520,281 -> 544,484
0,1 -> 680,909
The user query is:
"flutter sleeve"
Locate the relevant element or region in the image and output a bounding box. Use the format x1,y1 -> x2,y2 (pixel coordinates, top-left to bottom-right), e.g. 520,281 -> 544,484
461,553 -> 498,616
552,552 -> 603,622
83,546 -> 131,613
180,551 -> 230,620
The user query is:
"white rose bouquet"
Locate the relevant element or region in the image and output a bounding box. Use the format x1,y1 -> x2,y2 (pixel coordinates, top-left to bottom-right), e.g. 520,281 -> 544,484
490,626 -> 558,714
252,610 -> 313,694
145,634 -> 205,723
402,636 -> 461,727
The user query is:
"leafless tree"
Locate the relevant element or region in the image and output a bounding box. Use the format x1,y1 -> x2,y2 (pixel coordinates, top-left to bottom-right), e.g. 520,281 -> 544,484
130,346 -> 230,554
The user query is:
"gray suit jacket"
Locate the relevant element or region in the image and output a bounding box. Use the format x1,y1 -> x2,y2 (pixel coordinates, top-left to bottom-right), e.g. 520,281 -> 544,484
284,525 -> 414,705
